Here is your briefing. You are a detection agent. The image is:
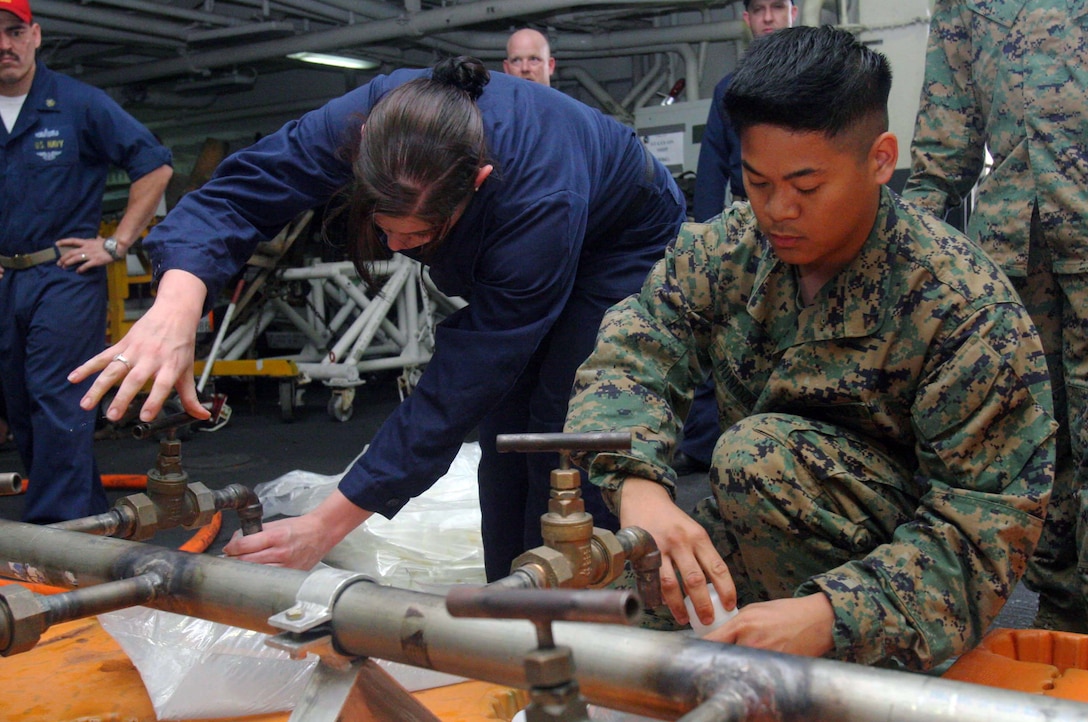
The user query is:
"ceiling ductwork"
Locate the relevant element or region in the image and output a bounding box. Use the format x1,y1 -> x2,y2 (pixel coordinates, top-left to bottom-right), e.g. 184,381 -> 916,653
19,1 -> 904,173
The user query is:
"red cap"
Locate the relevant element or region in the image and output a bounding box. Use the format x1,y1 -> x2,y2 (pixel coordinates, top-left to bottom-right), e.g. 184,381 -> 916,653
0,0 -> 32,24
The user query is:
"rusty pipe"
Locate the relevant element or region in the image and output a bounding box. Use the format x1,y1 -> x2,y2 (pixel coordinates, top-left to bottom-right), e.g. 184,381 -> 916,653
2,520 -> 1088,722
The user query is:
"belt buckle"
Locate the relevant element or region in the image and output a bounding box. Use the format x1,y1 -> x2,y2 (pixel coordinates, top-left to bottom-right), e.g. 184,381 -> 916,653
10,254 -> 33,270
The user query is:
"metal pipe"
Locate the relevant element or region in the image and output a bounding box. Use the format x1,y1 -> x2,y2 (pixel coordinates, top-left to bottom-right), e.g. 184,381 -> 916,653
1,520 -> 1087,721
39,573 -> 163,626
496,431 -> 631,454
33,0 -> 192,39
446,587 -> 641,627
0,472 -> 23,496
213,484 -> 265,535
621,56 -> 664,109
82,8 -> 744,88
131,411 -> 202,440
557,66 -> 633,124
614,526 -> 663,609
78,0 -> 242,26
47,507 -> 136,537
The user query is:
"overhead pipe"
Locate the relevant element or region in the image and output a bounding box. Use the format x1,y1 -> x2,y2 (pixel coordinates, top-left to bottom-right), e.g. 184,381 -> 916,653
81,5 -> 745,88
557,66 -> 632,124
802,0 -> 840,27
1,519 -> 1086,721
670,44 -> 700,101
621,55 -> 664,109
428,21 -> 746,64
32,0 -> 193,39
635,72 -> 669,111
78,0 -> 243,26
269,0 -> 402,22
39,18 -> 186,48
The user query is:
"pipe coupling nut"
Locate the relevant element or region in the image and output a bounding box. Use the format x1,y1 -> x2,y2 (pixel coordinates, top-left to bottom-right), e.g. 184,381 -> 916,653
0,584 -> 47,656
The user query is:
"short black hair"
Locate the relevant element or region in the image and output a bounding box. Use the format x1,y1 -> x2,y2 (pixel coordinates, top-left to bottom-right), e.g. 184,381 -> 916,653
724,25 -> 892,139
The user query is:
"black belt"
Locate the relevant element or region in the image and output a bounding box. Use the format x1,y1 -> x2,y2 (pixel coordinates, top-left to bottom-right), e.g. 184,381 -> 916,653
0,247 -> 59,270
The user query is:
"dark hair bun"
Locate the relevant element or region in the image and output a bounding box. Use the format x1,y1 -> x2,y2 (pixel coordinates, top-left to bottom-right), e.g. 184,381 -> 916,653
432,56 -> 490,101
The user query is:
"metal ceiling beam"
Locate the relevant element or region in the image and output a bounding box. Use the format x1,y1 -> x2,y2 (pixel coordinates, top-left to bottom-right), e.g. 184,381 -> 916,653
31,0 -> 198,38
40,19 -> 187,49
81,0 -> 730,88
75,0 -> 243,26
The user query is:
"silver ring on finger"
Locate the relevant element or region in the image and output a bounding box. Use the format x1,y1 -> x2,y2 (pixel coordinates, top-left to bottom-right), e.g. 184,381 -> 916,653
112,353 -> 132,370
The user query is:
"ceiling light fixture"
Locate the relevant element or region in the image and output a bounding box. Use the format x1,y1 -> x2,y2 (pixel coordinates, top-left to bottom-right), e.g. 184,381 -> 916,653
287,52 -> 379,70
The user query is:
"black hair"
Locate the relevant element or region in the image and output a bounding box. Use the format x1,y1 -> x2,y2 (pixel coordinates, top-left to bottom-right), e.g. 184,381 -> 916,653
724,25 -> 891,140
343,56 -> 491,288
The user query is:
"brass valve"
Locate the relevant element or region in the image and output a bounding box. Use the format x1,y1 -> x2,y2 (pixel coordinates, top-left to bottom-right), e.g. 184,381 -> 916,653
497,432 -> 662,607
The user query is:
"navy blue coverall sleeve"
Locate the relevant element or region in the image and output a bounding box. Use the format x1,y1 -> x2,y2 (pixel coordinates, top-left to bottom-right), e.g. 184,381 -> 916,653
143,73 -> 414,309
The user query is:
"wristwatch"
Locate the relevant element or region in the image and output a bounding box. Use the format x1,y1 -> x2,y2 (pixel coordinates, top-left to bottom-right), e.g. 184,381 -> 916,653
103,236 -> 123,261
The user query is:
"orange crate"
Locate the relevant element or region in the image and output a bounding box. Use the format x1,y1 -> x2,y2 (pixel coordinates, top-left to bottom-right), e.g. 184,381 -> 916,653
943,627 -> 1088,703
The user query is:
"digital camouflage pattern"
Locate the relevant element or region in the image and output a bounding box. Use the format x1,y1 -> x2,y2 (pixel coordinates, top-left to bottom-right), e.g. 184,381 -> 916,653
902,0 -> 1088,625
565,190 -> 1057,670
903,0 -> 1088,275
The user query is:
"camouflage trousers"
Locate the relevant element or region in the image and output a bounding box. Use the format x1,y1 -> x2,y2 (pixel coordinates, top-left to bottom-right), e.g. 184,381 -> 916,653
692,413 -> 916,606
1010,221 -> 1088,627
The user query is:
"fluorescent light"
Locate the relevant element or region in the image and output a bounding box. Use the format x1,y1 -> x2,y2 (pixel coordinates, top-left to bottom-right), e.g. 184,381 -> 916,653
287,52 -> 379,70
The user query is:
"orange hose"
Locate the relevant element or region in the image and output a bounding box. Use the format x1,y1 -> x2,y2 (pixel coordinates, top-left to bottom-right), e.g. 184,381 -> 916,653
21,473 -> 150,489
102,473 -> 150,489
179,511 -> 223,553
0,579 -> 69,594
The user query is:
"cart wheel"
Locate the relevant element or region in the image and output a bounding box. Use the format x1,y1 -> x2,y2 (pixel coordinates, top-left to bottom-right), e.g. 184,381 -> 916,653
327,389 -> 355,422
279,379 -> 297,422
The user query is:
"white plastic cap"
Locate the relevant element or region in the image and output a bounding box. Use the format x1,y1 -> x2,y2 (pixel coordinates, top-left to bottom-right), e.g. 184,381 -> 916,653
683,587 -> 738,636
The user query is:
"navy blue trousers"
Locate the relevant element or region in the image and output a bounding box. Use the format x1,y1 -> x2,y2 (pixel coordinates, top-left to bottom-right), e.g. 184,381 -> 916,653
0,263 -> 109,523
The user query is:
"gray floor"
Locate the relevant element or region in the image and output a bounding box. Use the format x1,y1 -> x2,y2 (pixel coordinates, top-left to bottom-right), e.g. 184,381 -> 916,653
0,373 -> 1038,629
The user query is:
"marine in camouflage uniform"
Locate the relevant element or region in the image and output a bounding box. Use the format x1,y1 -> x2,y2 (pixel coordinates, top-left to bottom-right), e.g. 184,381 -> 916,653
566,189 -> 1056,670
901,0 -> 1088,630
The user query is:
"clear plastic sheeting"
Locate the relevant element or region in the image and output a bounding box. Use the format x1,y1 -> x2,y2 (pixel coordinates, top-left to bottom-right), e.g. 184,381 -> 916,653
258,442 -> 486,592
98,442 -> 485,719
99,606 -> 318,719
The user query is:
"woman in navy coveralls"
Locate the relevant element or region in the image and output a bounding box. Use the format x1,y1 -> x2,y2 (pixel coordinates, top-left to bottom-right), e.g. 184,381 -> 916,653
73,57 -> 685,580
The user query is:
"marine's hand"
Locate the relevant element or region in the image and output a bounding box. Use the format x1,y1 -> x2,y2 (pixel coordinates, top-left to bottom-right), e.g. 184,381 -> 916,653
223,490 -> 374,569
707,594 -> 835,657
57,237 -> 110,273
619,478 -> 735,627
68,269 -> 209,422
